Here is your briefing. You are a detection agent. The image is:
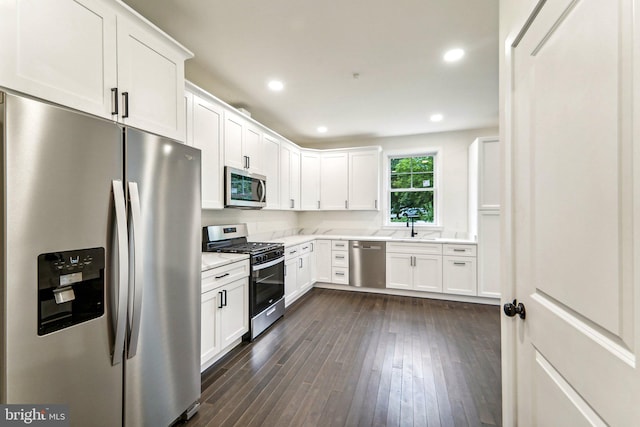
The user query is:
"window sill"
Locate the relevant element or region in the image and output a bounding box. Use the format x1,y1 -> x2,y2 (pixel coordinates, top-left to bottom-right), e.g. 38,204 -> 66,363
382,224 -> 444,231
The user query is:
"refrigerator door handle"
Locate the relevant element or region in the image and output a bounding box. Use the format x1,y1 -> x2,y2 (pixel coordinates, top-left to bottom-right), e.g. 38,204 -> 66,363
127,181 -> 144,359
112,180 -> 129,366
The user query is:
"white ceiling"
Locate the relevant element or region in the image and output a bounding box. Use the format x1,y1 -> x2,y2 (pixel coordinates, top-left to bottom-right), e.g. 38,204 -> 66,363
123,0 -> 499,145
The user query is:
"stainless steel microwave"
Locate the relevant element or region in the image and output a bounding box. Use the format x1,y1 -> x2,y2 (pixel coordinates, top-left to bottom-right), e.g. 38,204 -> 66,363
224,166 -> 266,209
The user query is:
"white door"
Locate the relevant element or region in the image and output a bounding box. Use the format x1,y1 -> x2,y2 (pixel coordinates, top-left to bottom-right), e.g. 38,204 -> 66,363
507,0 -> 640,424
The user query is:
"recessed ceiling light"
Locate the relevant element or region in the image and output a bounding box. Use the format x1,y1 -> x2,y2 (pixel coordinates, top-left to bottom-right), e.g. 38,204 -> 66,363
268,80 -> 284,91
317,126 -> 328,133
430,113 -> 444,122
443,48 -> 465,62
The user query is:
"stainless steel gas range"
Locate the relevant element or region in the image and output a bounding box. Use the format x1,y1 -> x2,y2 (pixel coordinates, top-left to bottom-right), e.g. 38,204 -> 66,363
202,224 -> 285,340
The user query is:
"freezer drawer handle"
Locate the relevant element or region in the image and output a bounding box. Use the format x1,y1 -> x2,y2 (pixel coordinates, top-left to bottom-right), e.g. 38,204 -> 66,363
127,182 -> 144,359
111,180 -> 129,366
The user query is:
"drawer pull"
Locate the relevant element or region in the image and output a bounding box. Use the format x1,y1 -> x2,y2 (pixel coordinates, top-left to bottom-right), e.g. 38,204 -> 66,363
335,272 -> 345,276
453,262 -> 467,266
335,255 -> 345,259
302,246 -> 309,250
453,248 -> 467,252
335,243 -> 345,247
214,272 -> 230,279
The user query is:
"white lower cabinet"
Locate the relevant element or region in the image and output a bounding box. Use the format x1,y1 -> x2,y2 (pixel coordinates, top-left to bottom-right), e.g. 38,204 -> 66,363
314,240 -> 332,282
443,256 -> 477,296
284,249 -> 300,306
386,250 -> 442,292
200,259 -> 249,372
284,242 -> 315,306
331,241 -> 349,284
298,243 -> 313,293
386,242 -> 479,297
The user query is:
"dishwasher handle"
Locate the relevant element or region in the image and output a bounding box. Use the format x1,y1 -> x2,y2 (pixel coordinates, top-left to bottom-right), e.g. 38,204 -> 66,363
351,243 -> 382,250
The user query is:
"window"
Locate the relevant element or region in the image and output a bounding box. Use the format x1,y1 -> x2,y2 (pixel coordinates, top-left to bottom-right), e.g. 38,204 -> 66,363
388,154 -> 437,225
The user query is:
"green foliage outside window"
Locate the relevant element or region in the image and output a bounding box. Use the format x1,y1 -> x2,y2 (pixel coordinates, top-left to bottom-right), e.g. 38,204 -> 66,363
389,155 -> 435,224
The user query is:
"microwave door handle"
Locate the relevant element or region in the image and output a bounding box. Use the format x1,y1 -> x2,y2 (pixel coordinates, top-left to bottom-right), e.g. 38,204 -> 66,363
259,179 -> 266,203
111,180 -> 129,366
127,182 -> 144,359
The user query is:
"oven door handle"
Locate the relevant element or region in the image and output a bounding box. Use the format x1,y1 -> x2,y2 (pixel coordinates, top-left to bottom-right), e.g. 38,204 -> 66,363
252,256 -> 285,272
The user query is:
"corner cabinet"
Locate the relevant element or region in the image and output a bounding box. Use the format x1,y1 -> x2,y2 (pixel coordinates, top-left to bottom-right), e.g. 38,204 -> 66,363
201,259 -> 250,372
0,0 -> 192,141
300,150 -> 321,210
280,142 -> 301,210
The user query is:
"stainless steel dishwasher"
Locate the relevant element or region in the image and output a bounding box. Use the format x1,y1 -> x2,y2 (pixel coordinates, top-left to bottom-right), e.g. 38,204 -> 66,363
349,240 -> 386,288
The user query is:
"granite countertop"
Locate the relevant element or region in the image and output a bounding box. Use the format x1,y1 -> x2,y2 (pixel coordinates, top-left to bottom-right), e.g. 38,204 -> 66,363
201,252 -> 250,272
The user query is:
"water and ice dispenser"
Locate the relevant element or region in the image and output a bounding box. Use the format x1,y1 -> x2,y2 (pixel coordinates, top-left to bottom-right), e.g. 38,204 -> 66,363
37,247 -> 105,335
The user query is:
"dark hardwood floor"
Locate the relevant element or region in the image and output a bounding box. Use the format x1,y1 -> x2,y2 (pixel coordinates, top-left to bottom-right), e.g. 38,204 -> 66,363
184,288 -> 501,427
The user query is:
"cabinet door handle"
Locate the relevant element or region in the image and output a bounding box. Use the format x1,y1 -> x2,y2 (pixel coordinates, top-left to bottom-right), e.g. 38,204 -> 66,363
247,156 -> 251,169
374,199 -> 378,209
111,88 -> 118,115
290,198 -> 294,209
310,243 -> 314,252
317,200 -> 320,209
299,258 -> 303,268
122,92 -> 129,118
215,272 -> 230,279
345,200 -> 348,209
218,291 -> 224,309
223,289 -> 228,307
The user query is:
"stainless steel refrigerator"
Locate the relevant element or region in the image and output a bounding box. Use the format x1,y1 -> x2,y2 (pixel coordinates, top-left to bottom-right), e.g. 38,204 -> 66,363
0,91 -> 202,426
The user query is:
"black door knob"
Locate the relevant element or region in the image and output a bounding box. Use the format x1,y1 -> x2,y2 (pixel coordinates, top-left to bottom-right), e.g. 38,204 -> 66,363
503,299 -> 526,320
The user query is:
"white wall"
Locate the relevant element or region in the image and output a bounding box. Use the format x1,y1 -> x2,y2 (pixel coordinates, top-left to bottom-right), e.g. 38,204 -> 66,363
298,126 -> 498,236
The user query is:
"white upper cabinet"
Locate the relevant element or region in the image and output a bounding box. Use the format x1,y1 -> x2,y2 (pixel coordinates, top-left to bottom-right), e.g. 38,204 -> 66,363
316,148 -> 380,211
280,141 -> 300,210
320,152 -> 349,210
262,134 -> 281,209
223,110 -> 264,174
243,123 -> 264,173
0,0 -> 117,119
348,148 -> 380,210
115,13 -> 189,141
0,0 -> 192,141
187,86 -> 224,209
468,136 -> 501,212
300,150 -> 321,210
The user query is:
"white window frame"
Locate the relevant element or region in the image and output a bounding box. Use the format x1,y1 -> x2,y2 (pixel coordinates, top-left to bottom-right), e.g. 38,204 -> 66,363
382,148 -> 443,229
